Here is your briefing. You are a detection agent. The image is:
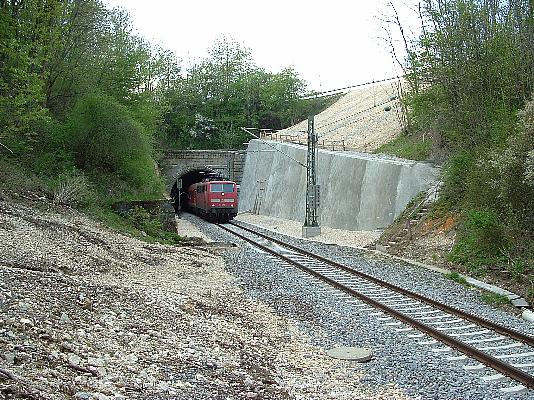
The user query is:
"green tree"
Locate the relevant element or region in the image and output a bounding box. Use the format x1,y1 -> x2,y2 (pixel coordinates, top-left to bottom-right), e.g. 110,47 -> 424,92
0,0 -> 51,150
162,36 -> 320,149
64,93 -> 162,196
396,0 -> 534,271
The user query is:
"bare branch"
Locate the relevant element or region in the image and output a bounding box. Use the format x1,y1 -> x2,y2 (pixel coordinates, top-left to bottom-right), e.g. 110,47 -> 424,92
0,367 -> 18,380
0,142 -> 14,154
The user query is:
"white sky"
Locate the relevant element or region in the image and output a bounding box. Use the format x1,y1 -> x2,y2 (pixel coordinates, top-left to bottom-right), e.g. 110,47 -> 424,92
104,0 -> 419,92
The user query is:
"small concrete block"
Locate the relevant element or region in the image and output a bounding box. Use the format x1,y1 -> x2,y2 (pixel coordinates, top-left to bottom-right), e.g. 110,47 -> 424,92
511,298 -> 530,308
522,309 -> 534,323
302,225 -> 321,238
326,346 -> 372,362
375,244 -> 390,252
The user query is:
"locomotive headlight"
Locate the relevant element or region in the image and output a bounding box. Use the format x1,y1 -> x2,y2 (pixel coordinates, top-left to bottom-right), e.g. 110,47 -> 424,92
211,199 -> 221,202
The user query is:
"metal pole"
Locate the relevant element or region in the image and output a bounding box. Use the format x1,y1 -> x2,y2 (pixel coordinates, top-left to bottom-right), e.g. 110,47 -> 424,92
303,116 -> 321,237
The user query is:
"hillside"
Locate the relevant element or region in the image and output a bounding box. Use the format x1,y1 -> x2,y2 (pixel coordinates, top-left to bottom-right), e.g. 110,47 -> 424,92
280,80 -> 404,151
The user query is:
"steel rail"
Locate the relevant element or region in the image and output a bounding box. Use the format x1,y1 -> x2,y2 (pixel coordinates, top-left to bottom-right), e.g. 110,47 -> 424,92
230,221 -> 534,348
220,222 -> 534,389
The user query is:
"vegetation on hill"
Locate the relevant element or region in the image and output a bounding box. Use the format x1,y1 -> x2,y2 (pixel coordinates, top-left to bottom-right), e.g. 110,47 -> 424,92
1,1 -> 170,203
390,0 -> 533,295
161,36 -> 336,150
0,1 -> 328,223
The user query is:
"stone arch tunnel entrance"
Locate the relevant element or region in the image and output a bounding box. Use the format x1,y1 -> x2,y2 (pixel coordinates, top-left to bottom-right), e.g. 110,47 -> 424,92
161,150 -> 246,213
170,168 -> 226,213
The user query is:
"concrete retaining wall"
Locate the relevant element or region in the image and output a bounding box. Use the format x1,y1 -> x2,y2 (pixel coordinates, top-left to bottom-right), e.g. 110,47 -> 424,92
239,140 -> 440,231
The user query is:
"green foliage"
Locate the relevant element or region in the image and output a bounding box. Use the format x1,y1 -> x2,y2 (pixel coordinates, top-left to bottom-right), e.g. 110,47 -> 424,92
438,151 -> 474,208
0,158 -> 49,197
27,118 -> 75,176
51,170 -> 95,207
445,271 -> 469,286
122,206 -> 183,244
481,292 -> 511,306
63,93 -> 163,197
0,5 -> 49,151
448,209 -> 507,275
404,85 -> 447,136
162,36 -> 329,150
0,0 -> 179,150
526,151 -> 534,186
407,0 -> 533,149
507,258 -> 526,280
398,1 -> 534,279
485,97 -> 534,219
374,134 -> 431,160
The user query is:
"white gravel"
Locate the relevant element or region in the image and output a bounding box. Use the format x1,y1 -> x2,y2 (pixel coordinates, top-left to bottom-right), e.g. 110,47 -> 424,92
236,212 -> 381,249
175,215 -> 212,242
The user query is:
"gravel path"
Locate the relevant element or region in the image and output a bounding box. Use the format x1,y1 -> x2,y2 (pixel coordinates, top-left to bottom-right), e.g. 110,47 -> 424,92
189,213 -> 534,399
235,213 -> 380,249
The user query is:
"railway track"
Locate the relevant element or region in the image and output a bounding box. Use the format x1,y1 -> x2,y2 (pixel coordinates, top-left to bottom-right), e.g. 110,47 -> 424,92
218,221 -> 534,393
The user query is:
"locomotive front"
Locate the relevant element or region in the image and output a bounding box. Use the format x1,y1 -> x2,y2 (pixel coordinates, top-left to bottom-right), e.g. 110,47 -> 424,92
187,180 -> 238,222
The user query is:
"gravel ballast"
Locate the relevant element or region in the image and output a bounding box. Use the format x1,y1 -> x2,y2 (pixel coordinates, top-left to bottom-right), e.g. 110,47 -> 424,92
191,213 -> 534,400
0,200 -> 413,399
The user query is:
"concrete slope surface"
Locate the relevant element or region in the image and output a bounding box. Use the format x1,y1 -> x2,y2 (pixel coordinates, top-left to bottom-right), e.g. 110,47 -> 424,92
282,79 -> 404,151
240,140 -> 439,231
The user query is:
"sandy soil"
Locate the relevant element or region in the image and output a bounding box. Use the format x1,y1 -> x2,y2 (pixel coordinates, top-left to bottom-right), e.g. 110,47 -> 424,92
236,212 -> 381,249
279,80 -> 404,152
175,215 -> 212,242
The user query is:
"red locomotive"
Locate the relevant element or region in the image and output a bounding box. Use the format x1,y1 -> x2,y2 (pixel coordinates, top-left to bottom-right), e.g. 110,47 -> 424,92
187,179 -> 238,222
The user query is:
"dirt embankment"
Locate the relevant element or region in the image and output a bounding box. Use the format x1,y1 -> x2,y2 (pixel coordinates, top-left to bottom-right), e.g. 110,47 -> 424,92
379,210 -> 533,308
0,198 -> 411,400
280,80 -> 404,152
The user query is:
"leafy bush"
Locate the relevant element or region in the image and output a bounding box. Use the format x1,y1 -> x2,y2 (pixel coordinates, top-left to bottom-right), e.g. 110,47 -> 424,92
123,206 -> 183,244
63,93 -> 163,197
404,85 -> 447,138
26,118 -> 77,177
526,151 -> 534,186
0,158 -> 50,197
448,209 -> 507,275
439,151 -> 474,208
484,97 -> 534,221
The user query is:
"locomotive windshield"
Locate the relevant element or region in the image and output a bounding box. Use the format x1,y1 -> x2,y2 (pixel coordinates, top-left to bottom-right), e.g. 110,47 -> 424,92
210,183 -> 234,193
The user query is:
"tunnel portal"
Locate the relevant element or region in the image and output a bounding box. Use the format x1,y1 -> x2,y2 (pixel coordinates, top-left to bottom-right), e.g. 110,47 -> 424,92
171,168 -> 226,213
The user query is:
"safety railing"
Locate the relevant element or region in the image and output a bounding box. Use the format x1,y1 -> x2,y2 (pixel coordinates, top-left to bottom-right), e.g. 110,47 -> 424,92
255,129 -> 348,152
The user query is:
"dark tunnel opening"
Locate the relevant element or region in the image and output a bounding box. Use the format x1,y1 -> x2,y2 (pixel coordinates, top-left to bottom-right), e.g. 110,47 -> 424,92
170,168 -> 224,213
